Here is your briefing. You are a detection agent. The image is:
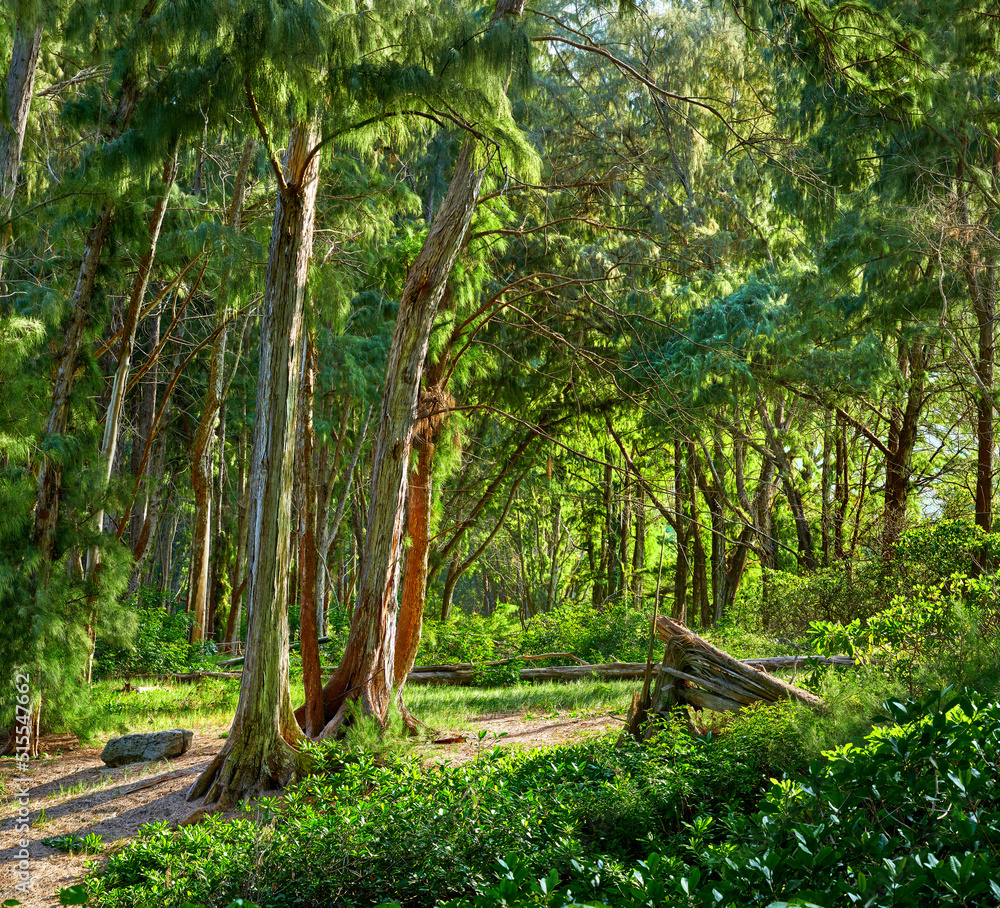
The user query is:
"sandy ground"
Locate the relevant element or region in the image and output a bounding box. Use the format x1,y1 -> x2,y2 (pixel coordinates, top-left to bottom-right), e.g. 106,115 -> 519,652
1,709 -> 620,906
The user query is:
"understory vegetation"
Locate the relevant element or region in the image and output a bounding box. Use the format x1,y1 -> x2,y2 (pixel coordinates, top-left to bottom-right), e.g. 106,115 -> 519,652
72,520 -> 1000,908
82,686 -> 1000,908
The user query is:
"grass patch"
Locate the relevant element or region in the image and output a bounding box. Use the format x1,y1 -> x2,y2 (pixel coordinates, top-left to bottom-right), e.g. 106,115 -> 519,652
404,678 -> 635,730
87,678 -> 244,740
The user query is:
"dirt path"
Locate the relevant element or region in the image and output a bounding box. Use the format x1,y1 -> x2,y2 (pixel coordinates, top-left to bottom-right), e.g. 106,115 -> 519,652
1,729 -> 229,906
1,710 -> 619,906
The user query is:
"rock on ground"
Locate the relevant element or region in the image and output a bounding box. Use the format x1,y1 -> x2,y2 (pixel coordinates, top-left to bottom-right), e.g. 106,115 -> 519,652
100,729 -> 193,767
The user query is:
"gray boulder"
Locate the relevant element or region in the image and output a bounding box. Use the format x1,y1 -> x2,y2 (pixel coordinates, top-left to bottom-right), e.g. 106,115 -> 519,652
100,729 -> 193,767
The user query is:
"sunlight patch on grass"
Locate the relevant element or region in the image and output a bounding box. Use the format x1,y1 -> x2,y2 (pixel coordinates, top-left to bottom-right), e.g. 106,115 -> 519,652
403,678 -> 635,729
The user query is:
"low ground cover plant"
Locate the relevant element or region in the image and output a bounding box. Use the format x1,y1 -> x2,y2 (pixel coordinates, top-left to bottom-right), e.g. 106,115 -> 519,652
447,689 -> 1000,908
86,704 -> 802,908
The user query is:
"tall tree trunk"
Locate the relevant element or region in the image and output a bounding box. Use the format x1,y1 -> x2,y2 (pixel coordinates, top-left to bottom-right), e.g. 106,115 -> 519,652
224,422 -> 251,651
631,484 -> 645,608
188,118 -> 319,808
672,443 -> 690,623
695,435 -> 729,625
834,410 -> 849,559
0,22 -> 42,290
127,310 -> 162,591
187,137 -> 254,642
973,297 -> 994,535
689,443 -> 710,627
761,399 -> 818,570
394,421 -> 435,688
821,409 -> 833,566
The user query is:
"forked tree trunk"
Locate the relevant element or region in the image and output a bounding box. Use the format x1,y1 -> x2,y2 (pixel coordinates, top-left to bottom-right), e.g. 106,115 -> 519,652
308,142 -> 487,735
0,22 -> 43,289
305,0 -> 526,736
188,119 -> 319,809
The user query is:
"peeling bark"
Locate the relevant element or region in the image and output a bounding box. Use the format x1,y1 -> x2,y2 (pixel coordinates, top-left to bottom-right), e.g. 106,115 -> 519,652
188,119 -> 319,808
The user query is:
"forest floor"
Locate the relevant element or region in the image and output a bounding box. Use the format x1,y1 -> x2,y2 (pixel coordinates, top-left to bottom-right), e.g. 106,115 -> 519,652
1,701 -> 624,907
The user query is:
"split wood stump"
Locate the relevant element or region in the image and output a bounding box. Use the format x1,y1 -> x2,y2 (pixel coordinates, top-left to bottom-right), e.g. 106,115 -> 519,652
631,617 -> 826,739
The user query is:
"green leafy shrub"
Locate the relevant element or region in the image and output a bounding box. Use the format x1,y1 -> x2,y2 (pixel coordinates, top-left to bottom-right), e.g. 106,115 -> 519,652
43,833 -> 104,855
519,600 -> 651,663
806,578 -> 999,695
445,690 -> 1000,908
88,710 -> 799,908
762,521 -> 1000,638
93,588 -> 215,678
418,602 -> 523,666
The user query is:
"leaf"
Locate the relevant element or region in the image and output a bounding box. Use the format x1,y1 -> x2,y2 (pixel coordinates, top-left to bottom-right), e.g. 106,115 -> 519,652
58,886 -> 89,906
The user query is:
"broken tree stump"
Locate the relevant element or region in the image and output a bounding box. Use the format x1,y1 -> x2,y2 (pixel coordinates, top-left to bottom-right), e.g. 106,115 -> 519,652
651,616 -> 826,716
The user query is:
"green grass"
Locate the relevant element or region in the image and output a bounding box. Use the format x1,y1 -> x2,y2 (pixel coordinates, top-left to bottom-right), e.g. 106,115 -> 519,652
84,673 -> 635,749
88,677 -> 244,739
404,678 -> 635,730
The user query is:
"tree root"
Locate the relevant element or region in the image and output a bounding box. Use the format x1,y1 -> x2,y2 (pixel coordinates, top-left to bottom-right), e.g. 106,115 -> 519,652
186,727 -> 306,813
397,693 -> 436,738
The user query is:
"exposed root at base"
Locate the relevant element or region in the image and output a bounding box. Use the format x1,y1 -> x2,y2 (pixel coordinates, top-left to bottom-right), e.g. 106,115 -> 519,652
398,693 -> 436,738
185,729 -> 306,812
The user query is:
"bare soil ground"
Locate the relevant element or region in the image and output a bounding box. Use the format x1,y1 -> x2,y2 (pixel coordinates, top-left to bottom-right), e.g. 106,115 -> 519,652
1,709 -> 620,907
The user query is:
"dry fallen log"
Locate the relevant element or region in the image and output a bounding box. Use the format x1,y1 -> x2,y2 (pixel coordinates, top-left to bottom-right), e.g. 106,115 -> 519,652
652,616 -> 827,714
410,653 -> 590,673
404,655 -> 852,686
405,661 -> 640,686
143,650 -> 851,690
136,671 -> 243,682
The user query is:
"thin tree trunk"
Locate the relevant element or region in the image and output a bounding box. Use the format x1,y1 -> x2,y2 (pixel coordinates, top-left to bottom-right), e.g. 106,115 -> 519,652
188,137 -> 254,642
0,22 -> 43,290
296,336 -> 323,737
224,422 -> 250,651
34,61 -> 144,584
188,118 -> 319,809
673,442 -> 690,623
834,411 -> 849,559
127,310 -> 161,591
821,409 -> 833,566
761,399 -> 817,570
82,147 -> 178,680
883,340 -> 925,553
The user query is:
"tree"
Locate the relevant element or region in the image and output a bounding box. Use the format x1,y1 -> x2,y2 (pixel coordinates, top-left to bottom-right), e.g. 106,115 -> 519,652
310,0 -> 533,734
188,117 -> 320,808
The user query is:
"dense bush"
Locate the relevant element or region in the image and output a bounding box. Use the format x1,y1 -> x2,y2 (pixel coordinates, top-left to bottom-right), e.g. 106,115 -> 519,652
93,588 -> 215,678
518,600 -> 651,663
417,602 -> 524,666
763,521 -> 1000,636
87,706 -> 803,908
446,690 -> 1000,908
